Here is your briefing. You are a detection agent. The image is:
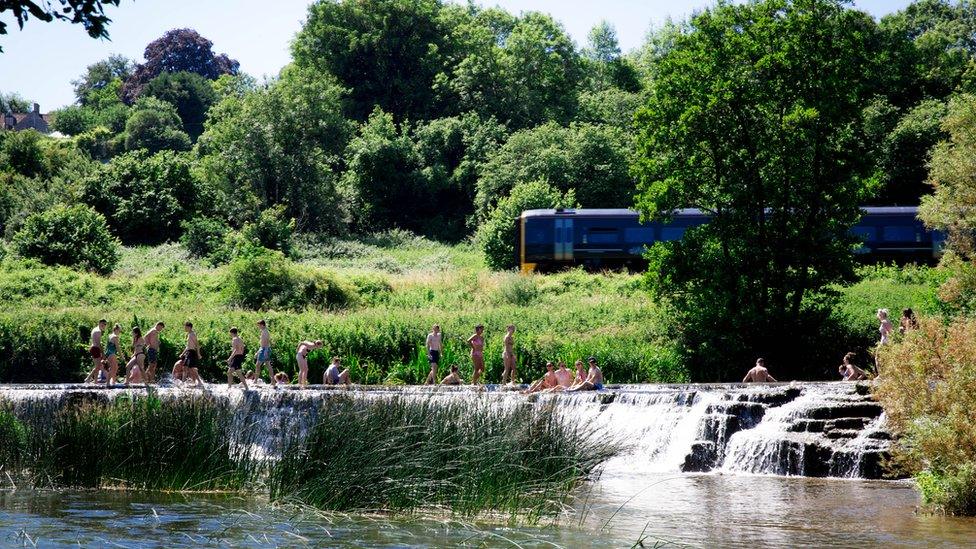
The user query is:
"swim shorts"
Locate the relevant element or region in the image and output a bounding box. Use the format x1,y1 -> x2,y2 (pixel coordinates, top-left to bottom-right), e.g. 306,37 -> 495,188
428,349 -> 440,364
147,347 -> 158,363
89,345 -> 102,359
256,346 -> 271,363
229,354 -> 245,370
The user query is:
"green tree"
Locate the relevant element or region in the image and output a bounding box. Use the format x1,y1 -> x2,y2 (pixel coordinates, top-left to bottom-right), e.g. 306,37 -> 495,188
12,204 -> 120,274
81,150 -> 199,244
123,96 -> 191,153
196,65 -> 352,232
141,71 -> 217,140
633,0 -> 883,381
475,122 -> 633,221
477,180 -> 575,270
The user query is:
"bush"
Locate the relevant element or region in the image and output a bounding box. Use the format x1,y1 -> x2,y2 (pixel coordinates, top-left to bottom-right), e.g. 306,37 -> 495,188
875,316 -> 976,515
225,248 -> 357,311
180,217 -> 230,259
12,205 -> 120,274
477,180 -> 575,270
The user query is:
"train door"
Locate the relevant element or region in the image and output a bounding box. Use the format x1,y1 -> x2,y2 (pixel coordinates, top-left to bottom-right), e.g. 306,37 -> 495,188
554,218 -> 574,262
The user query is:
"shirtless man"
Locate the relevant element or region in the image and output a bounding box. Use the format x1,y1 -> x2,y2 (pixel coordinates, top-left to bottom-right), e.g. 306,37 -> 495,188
296,340 -> 323,387
524,362 -> 557,394
568,357 -> 605,391
441,364 -> 463,385
501,325 -> 517,385
545,361 -> 574,392
181,322 -> 203,385
84,319 -> 108,383
144,321 -> 164,384
467,325 -> 485,384
226,327 -> 249,389
323,356 -> 351,387
742,358 -> 777,383
255,319 -> 275,384
425,325 -> 442,385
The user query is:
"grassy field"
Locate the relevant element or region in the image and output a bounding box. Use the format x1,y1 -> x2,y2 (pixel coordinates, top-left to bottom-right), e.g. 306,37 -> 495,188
0,233 -> 947,384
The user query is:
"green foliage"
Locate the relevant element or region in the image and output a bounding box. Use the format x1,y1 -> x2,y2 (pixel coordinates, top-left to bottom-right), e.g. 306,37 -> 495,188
475,122 -> 632,221
268,395 -> 621,517
225,248 -> 357,312
634,0 -> 884,381
12,204 -> 120,274
124,96 -> 191,153
82,149 -> 199,244
51,105 -> 95,136
141,71 -> 217,140
180,217 -> 230,259
477,180 -> 575,270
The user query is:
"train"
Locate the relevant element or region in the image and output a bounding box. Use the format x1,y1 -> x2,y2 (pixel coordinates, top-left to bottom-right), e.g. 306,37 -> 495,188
515,206 -> 943,273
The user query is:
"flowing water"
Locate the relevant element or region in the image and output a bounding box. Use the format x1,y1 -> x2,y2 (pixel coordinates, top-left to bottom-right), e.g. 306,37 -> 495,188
1,382 -> 975,547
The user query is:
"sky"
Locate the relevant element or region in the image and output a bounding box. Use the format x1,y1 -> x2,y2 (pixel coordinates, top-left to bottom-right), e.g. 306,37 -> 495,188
0,0 -> 915,111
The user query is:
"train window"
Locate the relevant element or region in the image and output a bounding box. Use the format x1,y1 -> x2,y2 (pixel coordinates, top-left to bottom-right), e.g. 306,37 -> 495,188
882,226 -> 916,242
661,227 -> 685,241
587,229 -> 619,244
624,227 -> 656,243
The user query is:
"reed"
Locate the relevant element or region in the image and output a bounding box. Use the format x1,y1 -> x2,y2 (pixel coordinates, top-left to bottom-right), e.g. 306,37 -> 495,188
267,395 -> 622,520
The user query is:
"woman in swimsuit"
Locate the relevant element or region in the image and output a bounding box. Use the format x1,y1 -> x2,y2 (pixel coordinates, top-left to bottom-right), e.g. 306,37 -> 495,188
104,324 -> 122,385
501,325 -> 517,385
296,340 -> 323,387
124,327 -> 146,385
467,325 -> 485,385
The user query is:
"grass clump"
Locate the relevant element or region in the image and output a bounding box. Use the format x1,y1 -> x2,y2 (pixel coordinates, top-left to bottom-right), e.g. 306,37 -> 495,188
875,316 -> 976,515
268,395 -> 620,520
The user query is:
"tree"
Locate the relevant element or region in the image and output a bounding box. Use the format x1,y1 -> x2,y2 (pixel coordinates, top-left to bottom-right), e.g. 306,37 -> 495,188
0,1 -> 121,52
196,65 -> 352,232
12,204 -> 120,274
475,122 -> 633,221
121,28 -> 239,103
293,0 -> 457,122
477,180 -> 575,270
123,96 -> 191,153
633,0 -> 884,381
81,150 -> 199,244
141,71 -> 217,140
50,105 -> 95,136
71,54 -> 132,105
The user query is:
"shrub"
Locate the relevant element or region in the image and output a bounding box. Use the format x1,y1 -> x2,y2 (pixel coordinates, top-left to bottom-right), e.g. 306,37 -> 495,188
180,217 -> 230,259
12,205 -> 120,274
875,316 -> 976,515
477,180 -> 575,270
225,248 -> 357,311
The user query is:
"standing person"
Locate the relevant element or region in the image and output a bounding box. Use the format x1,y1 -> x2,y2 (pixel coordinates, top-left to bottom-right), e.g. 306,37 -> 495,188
255,319 -> 275,384
899,308 -> 918,335
742,358 -> 777,383
501,325 -> 517,385
440,364 -> 463,385
295,340 -> 323,387
124,327 -> 147,385
323,356 -> 351,387
84,319 -> 108,383
568,357 -> 605,391
182,322 -> 202,382
467,325 -> 486,385
425,325 -> 443,385
144,321 -> 164,384
877,309 -> 894,345
103,324 -> 122,385
226,327 -> 249,389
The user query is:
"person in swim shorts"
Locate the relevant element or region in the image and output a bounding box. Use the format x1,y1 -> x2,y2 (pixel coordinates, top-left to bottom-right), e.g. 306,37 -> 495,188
226,327 -> 249,389
467,325 -> 485,385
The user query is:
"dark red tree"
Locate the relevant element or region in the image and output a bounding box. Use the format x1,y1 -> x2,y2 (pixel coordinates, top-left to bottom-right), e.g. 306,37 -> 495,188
121,28 -> 239,103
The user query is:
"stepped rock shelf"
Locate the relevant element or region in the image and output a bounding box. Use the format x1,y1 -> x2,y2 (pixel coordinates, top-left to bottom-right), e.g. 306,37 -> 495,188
0,382 -> 892,480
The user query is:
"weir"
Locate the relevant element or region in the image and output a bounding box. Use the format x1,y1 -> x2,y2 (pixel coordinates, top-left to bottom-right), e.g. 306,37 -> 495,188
0,381 -> 892,480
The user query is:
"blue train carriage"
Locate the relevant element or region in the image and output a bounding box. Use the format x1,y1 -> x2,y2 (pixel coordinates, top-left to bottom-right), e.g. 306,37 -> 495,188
516,207 -> 943,273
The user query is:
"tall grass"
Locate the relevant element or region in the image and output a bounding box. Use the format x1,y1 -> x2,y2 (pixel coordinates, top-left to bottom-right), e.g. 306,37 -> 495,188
268,395 -> 621,520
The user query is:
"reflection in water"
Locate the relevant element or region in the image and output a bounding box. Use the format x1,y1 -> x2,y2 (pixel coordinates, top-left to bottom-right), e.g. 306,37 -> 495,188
2,475 -> 976,548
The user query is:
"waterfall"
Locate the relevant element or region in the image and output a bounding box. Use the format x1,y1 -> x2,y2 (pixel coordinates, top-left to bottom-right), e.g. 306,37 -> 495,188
0,382 -> 893,479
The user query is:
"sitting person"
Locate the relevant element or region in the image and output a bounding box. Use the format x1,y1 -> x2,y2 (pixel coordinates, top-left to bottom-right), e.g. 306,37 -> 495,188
743,358 -> 777,383
524,362 -> 558,394
440,364 -> 463,385
544,361 -> 574,392
839,352 -> 869,381
567,358 -> 605,391
273,371 -> 291,384
323,356 -> 351,387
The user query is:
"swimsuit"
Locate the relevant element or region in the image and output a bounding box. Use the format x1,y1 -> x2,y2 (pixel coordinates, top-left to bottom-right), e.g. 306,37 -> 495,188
256,346 -> 271,362
229,354 -> 245,370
